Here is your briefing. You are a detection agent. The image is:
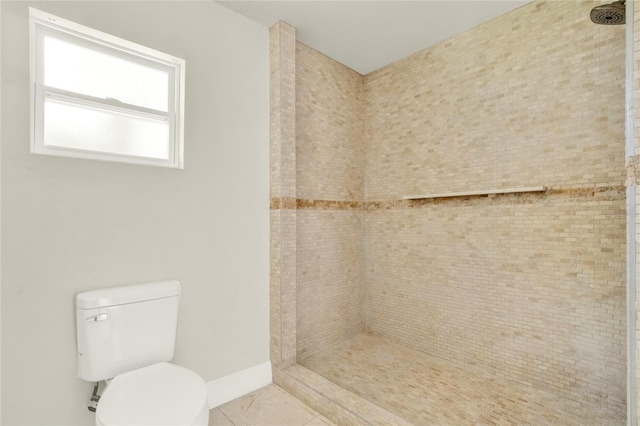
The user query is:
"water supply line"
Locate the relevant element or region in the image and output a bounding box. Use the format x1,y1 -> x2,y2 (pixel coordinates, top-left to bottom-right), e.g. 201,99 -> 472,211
87,382 -> 101,413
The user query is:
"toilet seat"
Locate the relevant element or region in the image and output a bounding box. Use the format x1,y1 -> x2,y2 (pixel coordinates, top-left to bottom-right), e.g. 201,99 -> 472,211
95,362 -> 208,426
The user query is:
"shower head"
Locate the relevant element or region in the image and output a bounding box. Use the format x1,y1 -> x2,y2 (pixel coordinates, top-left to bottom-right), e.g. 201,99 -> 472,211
590,0 -> 625,25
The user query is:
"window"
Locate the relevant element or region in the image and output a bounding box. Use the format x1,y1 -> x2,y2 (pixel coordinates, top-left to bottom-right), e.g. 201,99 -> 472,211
29,8 -> 186,168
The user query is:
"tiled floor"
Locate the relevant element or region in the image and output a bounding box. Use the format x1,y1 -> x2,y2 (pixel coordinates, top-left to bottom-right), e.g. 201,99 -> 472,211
209,384 -> 334,426
299,334 -> 625,426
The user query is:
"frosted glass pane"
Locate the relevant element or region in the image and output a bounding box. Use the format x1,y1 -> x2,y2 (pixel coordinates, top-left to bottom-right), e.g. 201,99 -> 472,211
44,36 -> 169,112
44,99 -> 170,160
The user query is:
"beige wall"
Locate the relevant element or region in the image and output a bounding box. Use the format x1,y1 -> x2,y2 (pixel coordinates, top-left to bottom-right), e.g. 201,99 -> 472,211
364,0 -> 625,417
295,44 -> 365,359
1,2 -> 269,425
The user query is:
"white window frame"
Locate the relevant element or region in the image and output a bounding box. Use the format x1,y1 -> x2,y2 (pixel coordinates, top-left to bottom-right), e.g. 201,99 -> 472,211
29,8 -> 186,169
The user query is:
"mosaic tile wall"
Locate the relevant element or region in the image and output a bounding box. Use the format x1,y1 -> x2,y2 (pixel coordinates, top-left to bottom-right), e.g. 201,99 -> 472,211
270,21 -> 297,369
633,1 -> 640,422
295,43 -> 366,359
366,191 -> 626,415
296,44 -> 364,202
272,26 -> 388,424
364,2 -> 625,199
364,0 -> 626,417
272,0 -> 629,421
296,209 -> 365,359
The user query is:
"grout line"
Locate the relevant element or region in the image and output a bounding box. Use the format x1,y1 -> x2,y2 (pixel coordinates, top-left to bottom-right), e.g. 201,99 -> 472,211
220,409 -> 235,426
302,415 -> 324,426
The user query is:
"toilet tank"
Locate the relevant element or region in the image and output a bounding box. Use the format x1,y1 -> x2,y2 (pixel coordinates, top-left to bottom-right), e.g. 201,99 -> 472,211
76,280 -> 181,382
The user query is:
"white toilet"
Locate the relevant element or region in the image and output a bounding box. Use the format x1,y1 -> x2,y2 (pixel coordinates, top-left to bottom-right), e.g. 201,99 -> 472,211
76,280 -> 209,426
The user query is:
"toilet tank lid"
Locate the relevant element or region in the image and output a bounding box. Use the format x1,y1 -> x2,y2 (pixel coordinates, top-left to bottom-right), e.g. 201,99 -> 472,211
76,280 -> 181,309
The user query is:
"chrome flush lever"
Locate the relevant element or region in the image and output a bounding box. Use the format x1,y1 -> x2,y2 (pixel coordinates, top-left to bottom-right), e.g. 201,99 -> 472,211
86,313 -> 108,322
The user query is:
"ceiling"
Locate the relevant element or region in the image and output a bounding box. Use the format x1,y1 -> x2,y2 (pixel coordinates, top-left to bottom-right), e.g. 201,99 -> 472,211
217,1 -> 532,75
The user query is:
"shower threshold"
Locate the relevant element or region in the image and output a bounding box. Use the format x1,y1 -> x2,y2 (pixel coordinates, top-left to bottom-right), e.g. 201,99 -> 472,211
292,334 -> 624,425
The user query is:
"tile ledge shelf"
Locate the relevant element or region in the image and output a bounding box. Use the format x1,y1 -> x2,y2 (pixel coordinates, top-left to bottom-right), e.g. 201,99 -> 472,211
403,186 -> 547,200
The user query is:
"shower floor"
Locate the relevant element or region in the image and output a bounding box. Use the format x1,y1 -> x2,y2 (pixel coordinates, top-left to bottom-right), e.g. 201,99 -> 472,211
298,334 -> 624,425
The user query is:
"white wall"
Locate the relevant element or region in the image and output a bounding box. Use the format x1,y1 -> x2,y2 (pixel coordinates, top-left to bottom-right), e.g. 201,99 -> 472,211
0,2 -> 269,424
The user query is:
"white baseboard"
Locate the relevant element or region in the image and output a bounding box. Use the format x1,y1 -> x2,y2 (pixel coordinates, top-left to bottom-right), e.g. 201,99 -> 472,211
206,361 -> 272,408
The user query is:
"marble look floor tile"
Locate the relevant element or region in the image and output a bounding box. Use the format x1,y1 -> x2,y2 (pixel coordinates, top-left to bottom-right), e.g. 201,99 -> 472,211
218,385 -> 319,426
303,415 -> 335,425
209,408 -> 234,426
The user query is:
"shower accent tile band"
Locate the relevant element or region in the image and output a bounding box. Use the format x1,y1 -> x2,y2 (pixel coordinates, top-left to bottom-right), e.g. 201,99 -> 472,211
269,198 -> 365,210
270,197 -> 297,210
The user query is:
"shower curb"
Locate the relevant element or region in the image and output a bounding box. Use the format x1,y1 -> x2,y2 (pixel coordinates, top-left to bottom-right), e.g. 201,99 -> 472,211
273,364 -> 411,426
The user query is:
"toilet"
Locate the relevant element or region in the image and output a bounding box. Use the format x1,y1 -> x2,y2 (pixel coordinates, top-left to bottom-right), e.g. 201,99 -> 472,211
76,280 -> 209,426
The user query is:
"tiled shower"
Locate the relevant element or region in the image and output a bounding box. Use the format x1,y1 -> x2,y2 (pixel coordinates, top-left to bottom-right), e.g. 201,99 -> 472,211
271,1 -> 628,424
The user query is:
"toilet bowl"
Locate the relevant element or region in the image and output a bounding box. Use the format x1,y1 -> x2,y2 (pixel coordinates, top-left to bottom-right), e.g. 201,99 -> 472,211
95,362 -> 209,426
